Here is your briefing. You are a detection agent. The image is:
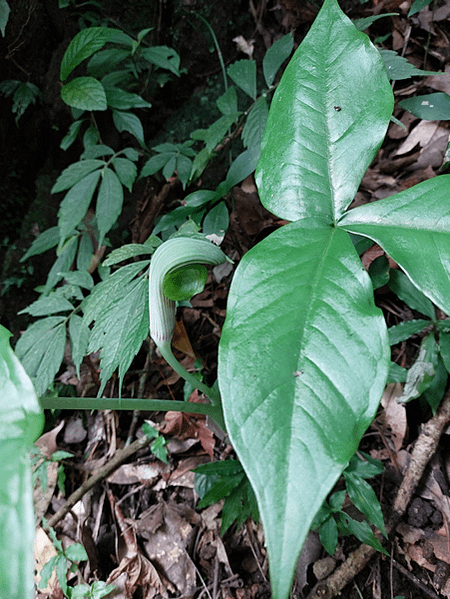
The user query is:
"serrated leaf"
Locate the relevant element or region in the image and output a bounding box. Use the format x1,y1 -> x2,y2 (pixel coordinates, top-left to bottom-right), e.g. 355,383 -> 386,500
83,261 -> 150,325
60,270 -> 94,289
339,176 -> 450,316
399,92 -> 450,120
77,231 -> 94,271
11,82 -> 40,122
87,48 -> 130,78
103,243 -> 159,267
21,226 -> 60,262
216,86 -> 238,116
123,147 -> 140,161
112,157 -> 137,191
255,0 -> 394,222
19,294 -> 74,317
87,272 -> 149,395
52,159 -> 104,194
61,77 -> 107,111
15,316 -> 67,395
44,236 -> 79,294
379,49 -> 436,80
81,144 -> 114,159
242,96 -> 268,150
60,27 -> 117,80
96,167 -> 123,246
192,114 -> 237,153
388,319 -> 430,345
141,46 -> 180,76
104,86 -> 151,110
69,314 -> 90,377
263,33 -> 294,87
112,109 -> 144,145
227,59 -> 256,99
58,170 -> 102,244
219,221 -> 389,599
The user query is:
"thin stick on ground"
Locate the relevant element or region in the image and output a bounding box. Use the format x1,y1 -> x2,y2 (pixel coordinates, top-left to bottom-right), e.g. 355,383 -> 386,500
307,390 -> 450,599
44,434 -> 154,530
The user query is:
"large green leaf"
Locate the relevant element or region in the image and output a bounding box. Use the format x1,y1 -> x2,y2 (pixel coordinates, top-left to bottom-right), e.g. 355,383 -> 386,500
219,221 -> 389,599
338,175 -> 450,315
255,0 -> 393,222
0,325 -> 43,599
61,77 -> 107,111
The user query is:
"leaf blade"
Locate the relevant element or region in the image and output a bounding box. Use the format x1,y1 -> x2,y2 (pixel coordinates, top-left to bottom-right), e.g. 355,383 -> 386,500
255,0 -> 394,222
219,222 -> 389,599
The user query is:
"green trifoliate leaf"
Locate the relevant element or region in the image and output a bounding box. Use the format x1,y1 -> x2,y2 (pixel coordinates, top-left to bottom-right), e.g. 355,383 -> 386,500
15,316 -> 67,396
103,241 -> 160,267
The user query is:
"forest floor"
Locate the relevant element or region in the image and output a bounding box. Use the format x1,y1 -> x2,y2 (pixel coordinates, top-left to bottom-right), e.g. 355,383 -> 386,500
3,0 -> 450,598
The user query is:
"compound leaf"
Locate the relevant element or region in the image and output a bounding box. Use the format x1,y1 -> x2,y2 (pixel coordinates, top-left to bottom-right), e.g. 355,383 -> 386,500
87,270 -> 149,396
112,109 -> 145,145
339,175 -> 450,316
15,316 -> 67,396
255,0 -> 394,222
219,221 -> 389,599
52,159 -> 104,194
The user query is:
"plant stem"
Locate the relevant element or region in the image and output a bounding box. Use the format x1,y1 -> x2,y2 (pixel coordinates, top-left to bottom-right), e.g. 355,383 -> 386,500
39,395 -> 226,431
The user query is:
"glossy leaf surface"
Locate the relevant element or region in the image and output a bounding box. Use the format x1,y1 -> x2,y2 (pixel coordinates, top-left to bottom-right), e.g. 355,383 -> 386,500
255,0 -> 393,222
219,221 -> 389,599
219,1 -> 395,597
1,325 -> 43,599
339,175 -> 450,315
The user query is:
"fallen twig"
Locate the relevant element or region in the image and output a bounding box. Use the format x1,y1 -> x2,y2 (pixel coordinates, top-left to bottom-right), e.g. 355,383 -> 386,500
44,434 -> 154,530
307,390 -> 450,599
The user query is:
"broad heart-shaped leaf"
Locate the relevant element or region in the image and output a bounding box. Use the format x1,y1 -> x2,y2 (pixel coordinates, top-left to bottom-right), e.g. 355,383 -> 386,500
219,220 -> 389,599
255,0 -> 394,223
338,175 -> 450,316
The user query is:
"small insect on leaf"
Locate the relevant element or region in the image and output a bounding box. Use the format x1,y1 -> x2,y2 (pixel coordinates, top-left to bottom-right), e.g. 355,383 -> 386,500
334,106 -> 341,112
